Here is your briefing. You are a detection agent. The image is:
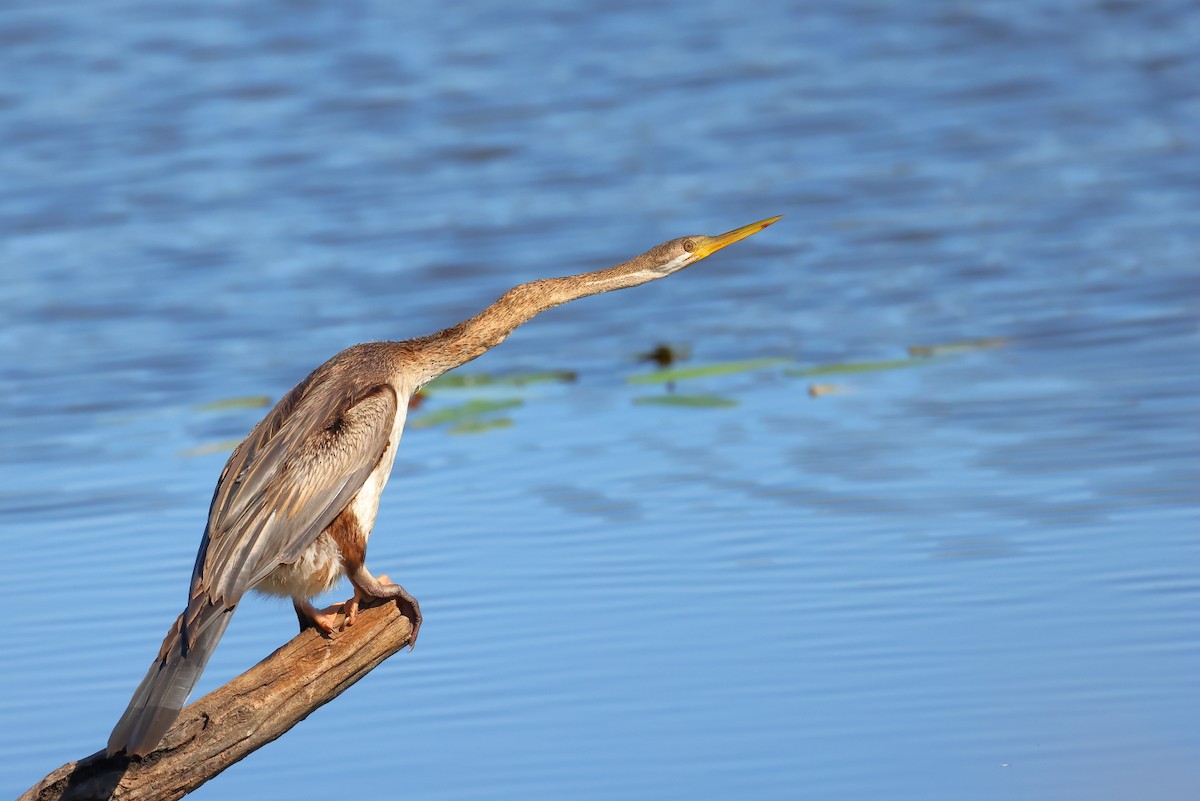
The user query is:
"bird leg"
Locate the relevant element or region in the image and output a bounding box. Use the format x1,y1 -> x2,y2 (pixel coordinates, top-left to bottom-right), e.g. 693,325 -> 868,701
293,598 -> 347,634
346,564 -> 422,646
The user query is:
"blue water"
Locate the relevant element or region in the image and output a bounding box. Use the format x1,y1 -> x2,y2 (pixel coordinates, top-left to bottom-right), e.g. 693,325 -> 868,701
2,1 -> 1198,799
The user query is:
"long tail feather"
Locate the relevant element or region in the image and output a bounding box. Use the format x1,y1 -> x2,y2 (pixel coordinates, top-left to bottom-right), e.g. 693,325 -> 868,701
107,600 -> 234,757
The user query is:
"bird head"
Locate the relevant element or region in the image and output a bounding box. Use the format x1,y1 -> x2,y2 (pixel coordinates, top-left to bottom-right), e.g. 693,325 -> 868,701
648,215 -> 782,276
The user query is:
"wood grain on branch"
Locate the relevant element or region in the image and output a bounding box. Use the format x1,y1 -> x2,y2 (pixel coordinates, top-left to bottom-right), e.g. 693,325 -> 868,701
19,601 -> 414,801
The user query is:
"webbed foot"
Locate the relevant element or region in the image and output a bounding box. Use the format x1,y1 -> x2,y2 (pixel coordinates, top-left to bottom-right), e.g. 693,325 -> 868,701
294,599 -> 350,635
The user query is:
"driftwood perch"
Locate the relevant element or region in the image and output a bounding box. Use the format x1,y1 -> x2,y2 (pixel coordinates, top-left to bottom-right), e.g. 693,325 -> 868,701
19,601 -> 415,801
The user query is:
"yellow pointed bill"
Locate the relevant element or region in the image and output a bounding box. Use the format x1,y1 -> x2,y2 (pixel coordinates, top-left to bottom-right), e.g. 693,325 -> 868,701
692,215 -> 782,260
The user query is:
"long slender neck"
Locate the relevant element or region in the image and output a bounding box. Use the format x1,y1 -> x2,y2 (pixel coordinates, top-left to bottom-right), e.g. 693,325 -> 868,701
409,248 -> 672,386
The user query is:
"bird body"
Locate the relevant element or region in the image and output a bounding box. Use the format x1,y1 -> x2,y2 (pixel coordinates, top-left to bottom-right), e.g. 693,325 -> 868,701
107,217 -> 780,757
252,348 -> 414,603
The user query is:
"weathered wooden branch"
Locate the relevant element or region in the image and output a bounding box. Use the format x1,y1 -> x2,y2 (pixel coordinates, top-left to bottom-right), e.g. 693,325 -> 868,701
19,601 -> 414,801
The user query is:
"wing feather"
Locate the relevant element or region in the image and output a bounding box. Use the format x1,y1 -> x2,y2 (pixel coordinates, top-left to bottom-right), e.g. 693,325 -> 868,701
194,379 -> 397,608
111,349 -> 403,755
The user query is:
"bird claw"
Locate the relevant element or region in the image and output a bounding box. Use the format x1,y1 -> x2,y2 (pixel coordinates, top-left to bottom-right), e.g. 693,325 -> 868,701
354,573 -> 422,647
397,595 -> 422,648
341,596 -> 360,627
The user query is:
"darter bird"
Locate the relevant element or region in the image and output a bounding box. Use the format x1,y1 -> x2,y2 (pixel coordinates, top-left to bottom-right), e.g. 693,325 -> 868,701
107,215 -> 781,756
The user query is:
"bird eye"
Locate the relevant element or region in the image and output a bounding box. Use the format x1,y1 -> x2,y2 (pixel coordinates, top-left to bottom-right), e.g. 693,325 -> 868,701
682,238 -> 697,252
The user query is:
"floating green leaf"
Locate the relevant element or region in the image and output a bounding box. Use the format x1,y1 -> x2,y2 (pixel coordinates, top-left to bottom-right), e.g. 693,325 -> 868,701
627,357 -> 791,385
410,398 -> 523,429
633,394 -> 740,408
179,438 -> 243,457
907,337 -> 1008,358
425,370 -> 577,391
449,418 -> 515,435
196,395 -> 272,412
786,358 -> 929,377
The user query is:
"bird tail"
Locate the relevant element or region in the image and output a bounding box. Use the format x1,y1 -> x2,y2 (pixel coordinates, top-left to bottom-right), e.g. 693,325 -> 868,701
107,599 -> 234,757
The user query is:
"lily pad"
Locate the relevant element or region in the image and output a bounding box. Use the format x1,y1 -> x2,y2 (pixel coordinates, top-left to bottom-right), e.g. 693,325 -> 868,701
196,395 -> 272,412
628,357 -> 791,385
425,370 -> 576,391
410,398 -> 523,429
633,394 -> 739,408
449,418 -> 515,435
786,358 -> 928,377
180,438 -> 243,457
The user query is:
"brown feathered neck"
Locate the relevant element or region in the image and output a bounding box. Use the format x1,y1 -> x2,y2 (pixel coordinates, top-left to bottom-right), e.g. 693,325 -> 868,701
400,242 -> 681,386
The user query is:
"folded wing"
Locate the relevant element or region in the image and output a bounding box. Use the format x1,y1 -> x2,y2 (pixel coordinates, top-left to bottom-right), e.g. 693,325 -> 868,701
108,376 -> 397,756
